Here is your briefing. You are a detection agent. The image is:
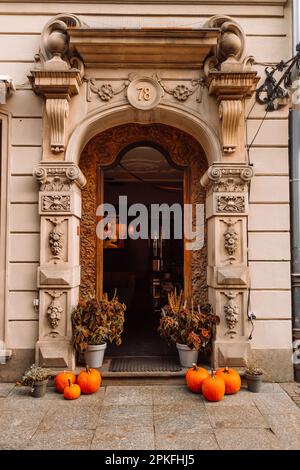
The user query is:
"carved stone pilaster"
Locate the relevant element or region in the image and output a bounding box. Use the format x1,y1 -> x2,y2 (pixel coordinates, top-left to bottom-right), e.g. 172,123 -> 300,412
34,161 -> 85,369
202,163 -> 252,367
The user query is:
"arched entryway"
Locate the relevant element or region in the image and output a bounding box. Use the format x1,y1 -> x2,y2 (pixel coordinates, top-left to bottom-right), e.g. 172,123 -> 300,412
79,123 -> 208,359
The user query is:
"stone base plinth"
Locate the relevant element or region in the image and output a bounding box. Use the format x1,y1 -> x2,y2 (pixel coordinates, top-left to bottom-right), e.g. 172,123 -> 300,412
36,340 -> 75,369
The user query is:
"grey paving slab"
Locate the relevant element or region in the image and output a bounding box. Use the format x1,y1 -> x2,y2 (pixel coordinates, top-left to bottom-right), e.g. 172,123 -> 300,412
38,403 -> 102,431
91,425 -> 155,450
155,431 -> 219,450
152,385 -> 204,405
154,404 -> 211,433
104,385 -> 153,405
207,404 -> 269,429
215,428 -> 281,450
0,407 -> 48,449
280,382 -> 300,398
6,384 -> 106,406
203,390 -> 254,407
253,383 -> 285,394
99,404 -> 154,427
25,429 -> 94,450
253,392 -> 300,416
0,382 -> 299,450
266,414 -> 300,450
0,383 -> 15,397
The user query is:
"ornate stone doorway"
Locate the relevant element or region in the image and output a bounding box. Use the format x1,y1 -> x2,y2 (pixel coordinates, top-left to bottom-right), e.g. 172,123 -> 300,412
79,123 -> 208,307
30,14 -> 258,370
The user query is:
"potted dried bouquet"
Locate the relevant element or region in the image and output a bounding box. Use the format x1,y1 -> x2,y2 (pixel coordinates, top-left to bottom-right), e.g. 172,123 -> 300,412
158,290 -> 220,368
71,291 -> 126,368
245,362 -> 264,393
20,364 -> 52,398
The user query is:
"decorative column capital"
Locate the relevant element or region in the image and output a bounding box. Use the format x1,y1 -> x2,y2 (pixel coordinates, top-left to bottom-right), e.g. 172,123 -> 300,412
34,163 -> 86,190
201,163 -> 254,193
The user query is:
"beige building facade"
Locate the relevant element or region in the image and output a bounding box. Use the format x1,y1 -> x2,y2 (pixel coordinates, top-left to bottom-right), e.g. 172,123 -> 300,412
0,0 -> 294,381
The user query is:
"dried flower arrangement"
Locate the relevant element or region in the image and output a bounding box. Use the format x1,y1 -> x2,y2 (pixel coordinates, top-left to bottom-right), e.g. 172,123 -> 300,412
71,290 -> 126,352
20,364 -> 52,387
245,363 -> 264,376
158,290 -> 220,353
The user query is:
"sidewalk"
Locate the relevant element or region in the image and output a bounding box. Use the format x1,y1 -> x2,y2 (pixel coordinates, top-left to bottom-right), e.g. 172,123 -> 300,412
0,382 -> 299,450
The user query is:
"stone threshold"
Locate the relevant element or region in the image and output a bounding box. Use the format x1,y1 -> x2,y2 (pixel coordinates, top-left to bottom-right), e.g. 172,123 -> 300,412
49,358 -> 247,385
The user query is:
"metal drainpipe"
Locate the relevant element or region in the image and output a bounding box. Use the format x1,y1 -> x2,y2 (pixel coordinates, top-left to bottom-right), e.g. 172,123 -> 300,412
290,0 -> 300,382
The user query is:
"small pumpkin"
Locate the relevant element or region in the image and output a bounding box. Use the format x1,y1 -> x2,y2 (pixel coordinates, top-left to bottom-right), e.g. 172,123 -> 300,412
54,370 -> 77,393
216,366 -> 241,395
63,379 -> 81,400
186,364 -> 209,394
202,370 -> 225,402
77,366 -> 101,394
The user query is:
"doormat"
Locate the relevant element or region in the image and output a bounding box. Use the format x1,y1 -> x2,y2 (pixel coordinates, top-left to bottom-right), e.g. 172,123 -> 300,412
109,357 -> 182,372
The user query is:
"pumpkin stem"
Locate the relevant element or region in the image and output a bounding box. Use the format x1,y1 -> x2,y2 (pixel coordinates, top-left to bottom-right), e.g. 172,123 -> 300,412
85,365 -> 90,373
224,366 -> 229,373
192,363 -> 198,371
68,378 -> 71,387
211,369 -> 216,378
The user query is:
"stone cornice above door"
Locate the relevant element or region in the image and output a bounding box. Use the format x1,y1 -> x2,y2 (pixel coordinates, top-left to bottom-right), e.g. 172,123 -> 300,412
68,28 -> 220,69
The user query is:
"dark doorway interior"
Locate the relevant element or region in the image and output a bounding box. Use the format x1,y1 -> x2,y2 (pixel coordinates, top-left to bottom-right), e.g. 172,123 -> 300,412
102,146 -> 184,357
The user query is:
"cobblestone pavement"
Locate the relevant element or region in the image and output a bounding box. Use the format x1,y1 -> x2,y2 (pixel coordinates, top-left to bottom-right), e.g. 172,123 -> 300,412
0,382 -> 299,450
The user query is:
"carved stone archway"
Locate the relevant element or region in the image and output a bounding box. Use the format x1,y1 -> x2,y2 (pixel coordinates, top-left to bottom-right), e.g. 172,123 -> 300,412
79,122 -> 208,306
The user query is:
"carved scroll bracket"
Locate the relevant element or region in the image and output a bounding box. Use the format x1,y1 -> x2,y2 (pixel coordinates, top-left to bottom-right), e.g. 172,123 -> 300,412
29,15 -> 85,155
219,99 -> 242,154
45,98 -> 69,153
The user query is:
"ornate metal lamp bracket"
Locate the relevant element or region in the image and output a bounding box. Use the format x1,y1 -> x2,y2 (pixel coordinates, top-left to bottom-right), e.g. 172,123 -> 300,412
256,43 -> 300,111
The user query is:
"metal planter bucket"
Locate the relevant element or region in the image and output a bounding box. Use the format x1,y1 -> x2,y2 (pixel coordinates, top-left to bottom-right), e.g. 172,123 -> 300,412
176,343 -> 199,368
84,343 -> 107,368
31,379 -> 48,398
245,373 -> 263,393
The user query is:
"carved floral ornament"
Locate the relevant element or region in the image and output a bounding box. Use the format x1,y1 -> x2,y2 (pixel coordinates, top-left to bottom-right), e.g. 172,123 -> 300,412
223,291 -> 240,339
221,218 -> 239,259
46,290 -> 64,330
42,195 -> 70,212
217,196 -> 245,214
47,217 -> 66,262
86,73 -> 205,108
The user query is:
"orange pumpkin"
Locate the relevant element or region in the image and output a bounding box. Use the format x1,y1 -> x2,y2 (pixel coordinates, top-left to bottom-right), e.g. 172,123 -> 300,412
216,366 -> 241,395
202,370 -> 225,402
54,370 -> 77,393
186,364 -> 209,394
77,367 -> 101,394
63,379 -> 81,400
